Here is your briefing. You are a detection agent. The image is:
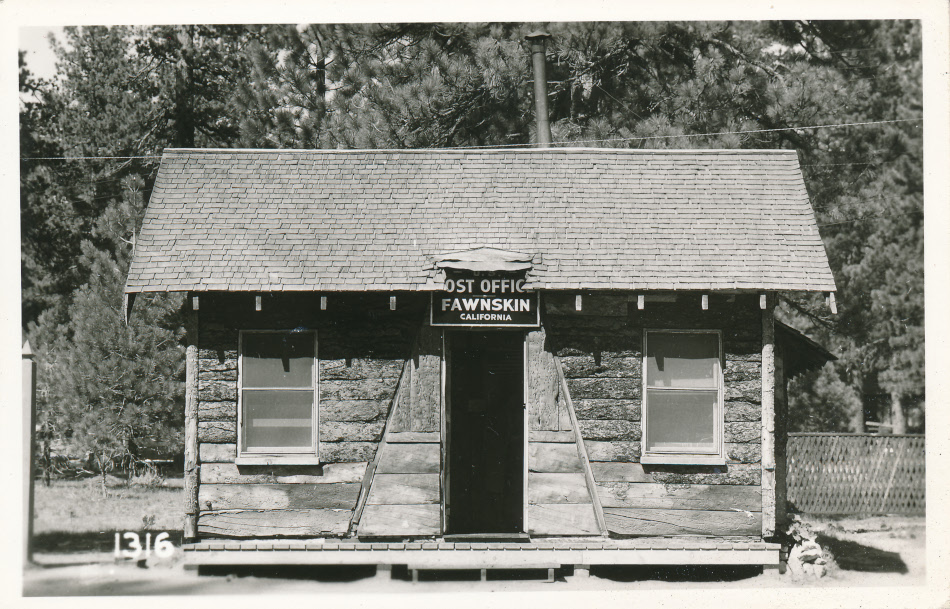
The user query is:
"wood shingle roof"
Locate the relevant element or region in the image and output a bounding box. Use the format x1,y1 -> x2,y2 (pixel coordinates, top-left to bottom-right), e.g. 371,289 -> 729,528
125,148 -> 837,294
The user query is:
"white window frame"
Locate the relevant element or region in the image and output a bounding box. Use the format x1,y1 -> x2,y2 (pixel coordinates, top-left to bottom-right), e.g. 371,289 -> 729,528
235,329 -> 320,465
640,329 -> 726,465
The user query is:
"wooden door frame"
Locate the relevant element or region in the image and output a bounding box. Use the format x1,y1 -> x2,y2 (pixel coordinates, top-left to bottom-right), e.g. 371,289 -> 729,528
441,329 -> 528,535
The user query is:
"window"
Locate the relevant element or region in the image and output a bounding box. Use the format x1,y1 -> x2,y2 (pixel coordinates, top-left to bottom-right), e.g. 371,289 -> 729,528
641,330 -> 725,465
237,330 -> 318,464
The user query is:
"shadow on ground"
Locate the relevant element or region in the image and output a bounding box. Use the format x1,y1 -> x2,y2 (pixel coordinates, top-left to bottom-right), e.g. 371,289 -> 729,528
198,565 -> 560,583
32,531 -> 184,555
591,565 -> 764,582
815,533 -> 908,574
198,565 -> 377,582
198,565 -> 756,584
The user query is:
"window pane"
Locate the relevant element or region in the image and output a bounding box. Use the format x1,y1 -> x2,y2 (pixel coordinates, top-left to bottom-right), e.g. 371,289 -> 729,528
243,390 -> 313,451
646,332 -> 719,388
646,389 -> 717,452
244,333 -> 314,388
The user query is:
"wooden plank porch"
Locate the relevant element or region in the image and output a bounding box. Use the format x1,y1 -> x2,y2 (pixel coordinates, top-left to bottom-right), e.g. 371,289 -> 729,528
182,537 -> 780,572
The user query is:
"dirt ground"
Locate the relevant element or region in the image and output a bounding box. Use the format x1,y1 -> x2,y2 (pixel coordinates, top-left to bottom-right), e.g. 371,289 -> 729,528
32,476 -> 183,541
22,515 -> 930,600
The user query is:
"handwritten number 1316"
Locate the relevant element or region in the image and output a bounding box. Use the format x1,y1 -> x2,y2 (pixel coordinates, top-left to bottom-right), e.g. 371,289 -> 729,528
114,532 -> 174,559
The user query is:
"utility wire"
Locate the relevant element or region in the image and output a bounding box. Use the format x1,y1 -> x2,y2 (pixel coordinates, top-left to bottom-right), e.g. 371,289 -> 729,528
592,84 -> 644,121
817,209 -> 923,227
810,193 -> 915,213
22,155 -> 163,161
441,117 -> 922,149
19,117 -> 922,159
801,161 -> 882,167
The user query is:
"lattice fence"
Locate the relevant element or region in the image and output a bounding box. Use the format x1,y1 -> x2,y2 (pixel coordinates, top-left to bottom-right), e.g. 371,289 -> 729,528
786,433 -> 925,515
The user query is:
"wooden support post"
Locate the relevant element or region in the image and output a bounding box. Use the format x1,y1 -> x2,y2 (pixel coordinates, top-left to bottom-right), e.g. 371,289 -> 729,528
701,294 -> 709,310
575,294 -> 582,311
547,567 -> 555,583
390,296 -> 397,310
759,293 -> 767,310
574,564 -> 591,579
827,292 -> 837,314
320,296 -> 327,310
192,295 -> 199,311
761,293 -> 776,538
480,568 -> 487,582
411,569 -> 419,583
183,309 -> 200,541
637,294 -> 644,310
23,341 -> 37,564
255,295 -> 262,311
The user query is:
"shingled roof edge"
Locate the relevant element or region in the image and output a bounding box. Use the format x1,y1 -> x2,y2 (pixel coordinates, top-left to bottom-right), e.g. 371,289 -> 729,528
126,147 -> 837,296
160,147 -> 801,156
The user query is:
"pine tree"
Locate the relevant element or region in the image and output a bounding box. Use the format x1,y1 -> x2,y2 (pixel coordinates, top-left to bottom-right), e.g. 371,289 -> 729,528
22,26 -> 257,329
36,178 -> 185,491
20,51 -> 88,326
771,20 -> 924,432
237,22 -> 922,433
22,21 -> 924,439
22,26 -> 254,479
788,363 -> 864,432
234,23 -> 531,149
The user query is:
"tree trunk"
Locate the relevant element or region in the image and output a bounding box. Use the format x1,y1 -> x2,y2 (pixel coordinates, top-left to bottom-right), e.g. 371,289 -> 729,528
890,392 -> 906,434
850,372 -> 865,433
42,423 -> 51,487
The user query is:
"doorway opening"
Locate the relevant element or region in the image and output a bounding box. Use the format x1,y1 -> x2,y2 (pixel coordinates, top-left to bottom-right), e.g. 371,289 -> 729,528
446,331 -> 525,534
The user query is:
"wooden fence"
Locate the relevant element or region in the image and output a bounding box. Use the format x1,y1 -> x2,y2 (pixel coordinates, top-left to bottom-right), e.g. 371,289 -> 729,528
786,433 -> 925,515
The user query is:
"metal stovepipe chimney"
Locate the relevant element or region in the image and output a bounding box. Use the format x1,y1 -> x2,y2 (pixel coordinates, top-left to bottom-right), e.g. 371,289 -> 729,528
525,31 -> 552,147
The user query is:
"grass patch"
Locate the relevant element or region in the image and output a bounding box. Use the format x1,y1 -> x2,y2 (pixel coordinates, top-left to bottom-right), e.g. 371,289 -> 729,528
33,477 -> 183,553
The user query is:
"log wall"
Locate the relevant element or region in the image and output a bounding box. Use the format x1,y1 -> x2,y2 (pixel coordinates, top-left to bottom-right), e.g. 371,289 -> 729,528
357,321 -> 444,537
194,292 -> 425,538
190,290 -> 768,540
524,327 -> 600,535
545,292 -> 764,537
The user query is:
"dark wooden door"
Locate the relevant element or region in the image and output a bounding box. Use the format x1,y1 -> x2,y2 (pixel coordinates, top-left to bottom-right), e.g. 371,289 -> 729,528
447,331 -> 524,534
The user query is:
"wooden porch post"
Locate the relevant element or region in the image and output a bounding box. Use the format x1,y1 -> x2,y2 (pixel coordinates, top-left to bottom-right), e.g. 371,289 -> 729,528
184,302 -> 199,540
23,341 -> 37,564
761,293 -> 776,537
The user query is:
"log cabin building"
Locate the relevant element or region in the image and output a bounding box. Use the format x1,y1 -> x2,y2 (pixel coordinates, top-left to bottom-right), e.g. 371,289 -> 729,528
124,146 -> 837,577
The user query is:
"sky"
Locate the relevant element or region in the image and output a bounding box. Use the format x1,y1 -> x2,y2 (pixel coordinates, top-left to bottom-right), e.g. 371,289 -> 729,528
19,26 -> 63,82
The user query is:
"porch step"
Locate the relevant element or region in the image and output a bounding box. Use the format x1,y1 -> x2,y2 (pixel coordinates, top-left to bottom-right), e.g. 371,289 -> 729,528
182,537 -> 780,568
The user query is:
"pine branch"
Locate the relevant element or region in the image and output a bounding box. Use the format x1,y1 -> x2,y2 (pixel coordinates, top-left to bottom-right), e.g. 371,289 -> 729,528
710,38 -> 780,79
778,294 -> 835,329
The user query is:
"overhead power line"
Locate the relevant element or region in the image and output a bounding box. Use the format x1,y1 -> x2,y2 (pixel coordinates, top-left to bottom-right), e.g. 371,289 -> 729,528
801,161 -> 882,167
810,193 -> 916,213
817,209 -> 923,227
443,117 -> 922,149
19,117 -> 922,159
21,155 -> 164,161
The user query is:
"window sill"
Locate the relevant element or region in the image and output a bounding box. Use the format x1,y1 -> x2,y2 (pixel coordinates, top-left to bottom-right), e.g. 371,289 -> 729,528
640,454 -> 726,466
235,455 -> 322,466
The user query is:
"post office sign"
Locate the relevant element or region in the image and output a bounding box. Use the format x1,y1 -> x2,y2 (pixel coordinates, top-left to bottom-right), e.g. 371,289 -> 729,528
430,276 -> 539,327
